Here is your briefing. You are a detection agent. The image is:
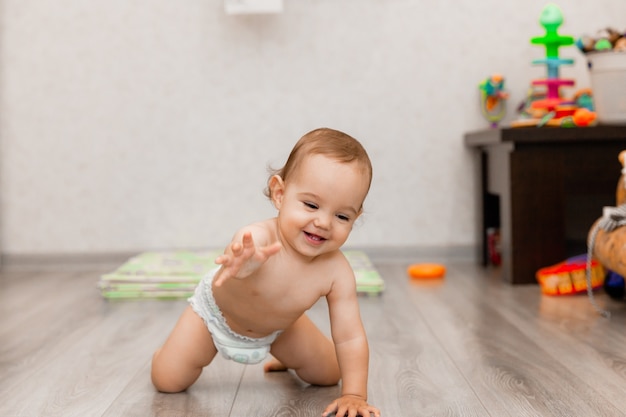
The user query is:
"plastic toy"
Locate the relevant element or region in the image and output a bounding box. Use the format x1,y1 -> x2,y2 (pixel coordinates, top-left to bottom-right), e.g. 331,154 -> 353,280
530,4 -> 575,112
535,254 -> 604,295
573,88 -> 594,111
407,263 -> 446,280
615,37 -> 626,52
511,4 -> 598,128
478,74 -> 509,127
571,108 -> 597,126
595,38 -> 613,51
516,86 -> 547,119
577,27 -> 626,53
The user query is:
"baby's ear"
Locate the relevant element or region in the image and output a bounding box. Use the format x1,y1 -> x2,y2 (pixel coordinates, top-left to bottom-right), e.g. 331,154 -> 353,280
268,175 -> 285,209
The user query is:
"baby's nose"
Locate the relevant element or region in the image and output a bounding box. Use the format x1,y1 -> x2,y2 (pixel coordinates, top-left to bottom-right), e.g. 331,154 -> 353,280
314,213 -> 332,229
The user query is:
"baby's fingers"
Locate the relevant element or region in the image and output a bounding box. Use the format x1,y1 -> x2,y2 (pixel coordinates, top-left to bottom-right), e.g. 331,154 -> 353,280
360,405 -> 381,417
213,266 -> 234,287
322,400 -> 338,417
241,232 -> 255,249
231,241 -> 244,256
214,254 -> 230,266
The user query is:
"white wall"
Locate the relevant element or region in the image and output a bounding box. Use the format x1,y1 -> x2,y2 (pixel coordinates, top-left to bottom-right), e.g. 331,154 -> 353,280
1,0 -> 625,256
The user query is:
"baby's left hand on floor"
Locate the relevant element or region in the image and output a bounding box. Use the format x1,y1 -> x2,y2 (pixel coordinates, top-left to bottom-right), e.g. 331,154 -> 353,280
322,394 -> 380,417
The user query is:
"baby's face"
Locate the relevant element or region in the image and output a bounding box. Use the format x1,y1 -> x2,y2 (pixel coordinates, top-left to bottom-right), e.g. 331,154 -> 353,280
276,154 -> 370,259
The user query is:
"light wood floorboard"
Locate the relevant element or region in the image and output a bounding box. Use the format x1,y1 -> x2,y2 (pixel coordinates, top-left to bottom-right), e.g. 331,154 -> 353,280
1,259 -> 626,416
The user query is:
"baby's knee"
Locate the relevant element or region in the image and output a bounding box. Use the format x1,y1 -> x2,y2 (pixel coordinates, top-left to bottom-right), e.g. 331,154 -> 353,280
316,373 -> 341,386
152,378 -> 187,393
151,365 -> 190,393
150,349 -> 189,393
150,353 -> 206,393
303,372 -> 340,387
297,362 -> 341,386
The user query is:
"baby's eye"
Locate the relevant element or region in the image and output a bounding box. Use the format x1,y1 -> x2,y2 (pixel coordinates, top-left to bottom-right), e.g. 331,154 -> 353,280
337,214 -> 350,222
303,202 -> 318,210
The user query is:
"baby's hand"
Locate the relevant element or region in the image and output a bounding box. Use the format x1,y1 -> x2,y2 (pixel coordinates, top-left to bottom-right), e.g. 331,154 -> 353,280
214,232 -> 281,286
322,394 -> 380,417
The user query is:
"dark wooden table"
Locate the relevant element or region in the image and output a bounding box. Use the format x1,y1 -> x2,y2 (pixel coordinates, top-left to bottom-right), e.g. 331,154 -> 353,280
465,125 -> 626,284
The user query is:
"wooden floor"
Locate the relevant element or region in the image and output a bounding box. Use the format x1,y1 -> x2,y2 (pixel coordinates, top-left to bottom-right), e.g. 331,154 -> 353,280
2,259 -> 626,417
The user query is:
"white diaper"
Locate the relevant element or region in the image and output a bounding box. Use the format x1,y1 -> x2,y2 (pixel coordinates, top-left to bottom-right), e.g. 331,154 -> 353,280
188,269 -> 281,364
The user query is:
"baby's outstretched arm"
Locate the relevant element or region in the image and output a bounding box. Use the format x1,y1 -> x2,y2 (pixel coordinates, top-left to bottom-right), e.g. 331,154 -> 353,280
214,231 -> 281,286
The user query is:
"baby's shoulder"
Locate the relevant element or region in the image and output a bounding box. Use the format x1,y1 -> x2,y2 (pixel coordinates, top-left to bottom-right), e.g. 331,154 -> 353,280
235,218 -> 277,242
316,252 -> 357,298
243,218 -> 275,232
317,250 -> 354,279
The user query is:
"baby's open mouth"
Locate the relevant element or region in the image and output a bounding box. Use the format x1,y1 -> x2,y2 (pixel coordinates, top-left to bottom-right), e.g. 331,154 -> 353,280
304,231 -> 326,242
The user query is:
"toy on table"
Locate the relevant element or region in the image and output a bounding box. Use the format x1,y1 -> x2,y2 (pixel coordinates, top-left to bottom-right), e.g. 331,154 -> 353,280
530,4 -> 574,110
571,107 -> 597,126
478,74 -> 509,128
573,88 -> 594,111
511,4 -> 597,128
576,27 -> 626,53
407,263 -> 446,280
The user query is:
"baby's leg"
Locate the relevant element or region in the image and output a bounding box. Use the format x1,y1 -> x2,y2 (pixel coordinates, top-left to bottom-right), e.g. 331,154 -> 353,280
263,357 -> 288,372
151,306 -> 218,392
268,314 -> 340,386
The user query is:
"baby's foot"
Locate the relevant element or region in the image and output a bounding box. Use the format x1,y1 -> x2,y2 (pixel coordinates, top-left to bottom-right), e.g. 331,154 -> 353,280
263,358 -> 288,372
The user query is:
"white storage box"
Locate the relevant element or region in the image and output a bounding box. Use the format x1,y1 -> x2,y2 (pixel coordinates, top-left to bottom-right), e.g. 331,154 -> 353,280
588,51 -> 626,124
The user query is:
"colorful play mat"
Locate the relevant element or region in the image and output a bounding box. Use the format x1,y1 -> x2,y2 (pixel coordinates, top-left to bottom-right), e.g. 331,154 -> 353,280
98,249 -> 384,299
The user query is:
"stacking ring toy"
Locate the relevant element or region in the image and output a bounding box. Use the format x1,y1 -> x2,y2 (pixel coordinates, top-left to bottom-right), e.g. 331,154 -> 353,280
407,263 -> 446,279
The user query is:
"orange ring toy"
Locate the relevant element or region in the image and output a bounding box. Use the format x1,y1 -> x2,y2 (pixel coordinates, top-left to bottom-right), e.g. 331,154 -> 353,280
407,263 -> 446,279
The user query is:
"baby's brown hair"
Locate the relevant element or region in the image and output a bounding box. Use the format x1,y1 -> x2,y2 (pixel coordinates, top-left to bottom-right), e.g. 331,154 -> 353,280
265,128 -> 372,199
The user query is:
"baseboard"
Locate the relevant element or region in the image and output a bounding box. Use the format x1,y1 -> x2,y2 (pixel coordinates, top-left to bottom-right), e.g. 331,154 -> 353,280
0,245 -> 478,271
0,252 -> 139,271
350,245 -> 477,264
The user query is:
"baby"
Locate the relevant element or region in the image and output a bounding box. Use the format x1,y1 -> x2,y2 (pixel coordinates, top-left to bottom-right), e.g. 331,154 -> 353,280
151,128 -> 380,417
